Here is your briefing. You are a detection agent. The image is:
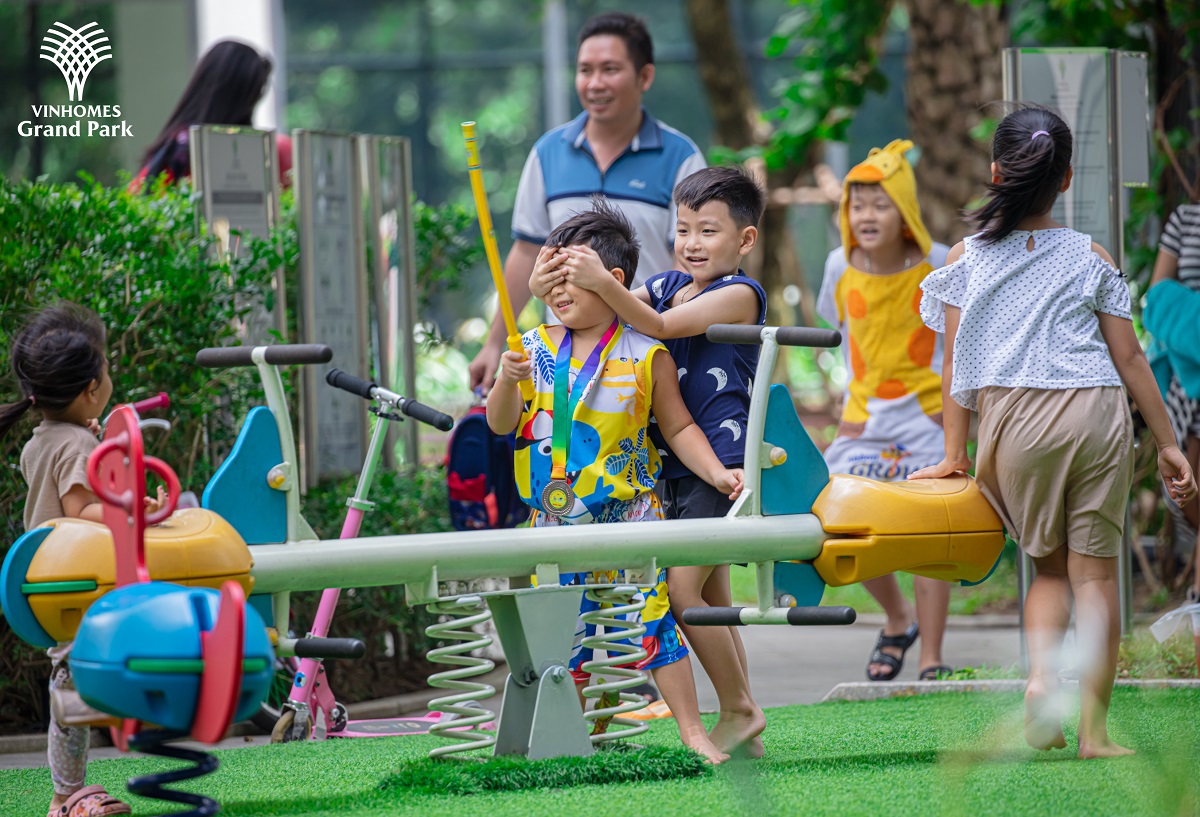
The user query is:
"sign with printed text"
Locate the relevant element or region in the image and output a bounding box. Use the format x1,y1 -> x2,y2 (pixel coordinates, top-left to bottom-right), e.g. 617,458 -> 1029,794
1003,48 -> 1151,267
296,130 -> 369,483
1005,49 -> 1113,251
360,134 -> 420,470
190,125 -> 283,342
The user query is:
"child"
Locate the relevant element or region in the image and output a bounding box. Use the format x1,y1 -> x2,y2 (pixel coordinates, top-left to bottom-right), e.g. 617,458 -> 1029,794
1148,201 -> 1200,606
816,140 -> 955,683
487,200 -> 744,764
0,304 -> 141,817
911,107 -> 1197,757
530,166 -> 768,756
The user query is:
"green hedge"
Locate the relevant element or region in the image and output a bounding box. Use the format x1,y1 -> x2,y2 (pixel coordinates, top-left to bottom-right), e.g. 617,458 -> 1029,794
0,176 -> 480,733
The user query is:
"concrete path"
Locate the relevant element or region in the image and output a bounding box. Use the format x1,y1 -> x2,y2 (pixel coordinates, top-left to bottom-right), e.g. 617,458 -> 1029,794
691,617 -> 1022,711
0,617 -> 1021,771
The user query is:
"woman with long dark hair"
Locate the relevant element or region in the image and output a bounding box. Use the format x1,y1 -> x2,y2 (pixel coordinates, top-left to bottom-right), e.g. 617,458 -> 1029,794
130,40 -> 289,191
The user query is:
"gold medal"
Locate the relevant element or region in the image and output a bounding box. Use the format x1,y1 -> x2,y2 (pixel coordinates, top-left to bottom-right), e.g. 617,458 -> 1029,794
541,479 -> 574,517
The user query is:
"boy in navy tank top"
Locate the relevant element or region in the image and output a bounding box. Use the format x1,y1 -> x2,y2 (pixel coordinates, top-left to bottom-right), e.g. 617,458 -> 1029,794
530,166 -> 767,757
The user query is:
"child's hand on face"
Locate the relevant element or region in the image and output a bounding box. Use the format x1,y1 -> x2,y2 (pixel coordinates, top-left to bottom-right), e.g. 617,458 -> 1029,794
530,245 -> 568,299
1159,445 -> 1198,506
497,350 -> 532,386
86,418 -> 101,436
715,468 -> 744,501
562,245 -> 614,292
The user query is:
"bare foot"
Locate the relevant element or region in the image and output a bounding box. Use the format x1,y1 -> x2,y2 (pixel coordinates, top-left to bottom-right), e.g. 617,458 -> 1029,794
1024,679 -> 1067,751
680,727 -> 730,764
742,735 -> 765,759
1078,740 -> 1135,759
710,706 -> 766,755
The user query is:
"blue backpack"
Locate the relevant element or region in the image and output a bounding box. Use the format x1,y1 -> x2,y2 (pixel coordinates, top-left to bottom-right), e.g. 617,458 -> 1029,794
445,406 -> 525,530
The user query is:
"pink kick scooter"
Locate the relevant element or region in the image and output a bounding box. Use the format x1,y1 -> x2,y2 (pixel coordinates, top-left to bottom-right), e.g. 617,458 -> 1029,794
271,368 -> 481,741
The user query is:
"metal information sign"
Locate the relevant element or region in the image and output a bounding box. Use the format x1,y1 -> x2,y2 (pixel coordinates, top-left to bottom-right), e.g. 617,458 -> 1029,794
1002,48 -> 1150,266
295,130 -> 370,485
359,134 -> 420,470
190,125 -> 284,340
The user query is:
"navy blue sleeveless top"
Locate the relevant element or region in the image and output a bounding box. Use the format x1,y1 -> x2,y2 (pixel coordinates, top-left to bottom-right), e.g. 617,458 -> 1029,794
646,269 -> 767,479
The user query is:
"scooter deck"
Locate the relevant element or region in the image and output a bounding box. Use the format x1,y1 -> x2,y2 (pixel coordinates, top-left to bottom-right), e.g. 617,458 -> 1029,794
327,714 -> 496,738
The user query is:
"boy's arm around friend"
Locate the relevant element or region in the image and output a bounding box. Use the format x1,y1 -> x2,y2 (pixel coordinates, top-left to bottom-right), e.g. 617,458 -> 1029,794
533,244 -> 759,339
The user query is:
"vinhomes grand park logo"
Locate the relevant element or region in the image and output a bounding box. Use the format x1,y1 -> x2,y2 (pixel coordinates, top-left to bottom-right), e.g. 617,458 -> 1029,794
18,21 -> 132,138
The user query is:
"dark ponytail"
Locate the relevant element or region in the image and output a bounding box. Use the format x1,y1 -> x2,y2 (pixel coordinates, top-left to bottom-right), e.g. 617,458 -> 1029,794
966,106 -> 1073,244
0,304 -> 107,439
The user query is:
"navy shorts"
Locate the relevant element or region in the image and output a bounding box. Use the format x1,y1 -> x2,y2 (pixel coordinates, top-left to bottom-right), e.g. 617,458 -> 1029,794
660,472 -> 737,520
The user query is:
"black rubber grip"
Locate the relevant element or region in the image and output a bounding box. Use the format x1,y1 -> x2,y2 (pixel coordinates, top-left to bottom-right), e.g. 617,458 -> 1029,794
785,605 -> 857,626
196,344 -> 333,368
705,325 -> 842,348
681,607 -> 746,626
292,637 -> 366,660
326,368 -> 376,399
399,398 -> 454,432
681,605 -> 857,626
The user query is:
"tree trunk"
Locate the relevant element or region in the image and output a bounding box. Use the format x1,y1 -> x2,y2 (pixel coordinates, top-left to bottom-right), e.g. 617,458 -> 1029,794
1151,0 -> 1200,209
682,0 -> 807,326
904,0 -> 1008,245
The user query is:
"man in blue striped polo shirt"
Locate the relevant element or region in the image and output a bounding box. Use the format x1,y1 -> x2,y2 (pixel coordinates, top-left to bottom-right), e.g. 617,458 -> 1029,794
469,11 -> 706,393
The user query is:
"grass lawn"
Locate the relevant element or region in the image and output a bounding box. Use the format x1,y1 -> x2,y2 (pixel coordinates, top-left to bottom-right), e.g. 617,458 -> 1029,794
5,687 -> 1196,816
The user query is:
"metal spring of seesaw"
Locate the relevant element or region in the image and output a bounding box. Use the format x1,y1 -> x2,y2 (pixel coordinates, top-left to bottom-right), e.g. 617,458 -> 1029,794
424,594 -> 497,759
579,584 -> 650,744
126,730 -> 219,816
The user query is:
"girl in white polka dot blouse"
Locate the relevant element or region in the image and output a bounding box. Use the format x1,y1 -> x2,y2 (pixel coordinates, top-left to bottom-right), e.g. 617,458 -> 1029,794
911,106 -> 1196,759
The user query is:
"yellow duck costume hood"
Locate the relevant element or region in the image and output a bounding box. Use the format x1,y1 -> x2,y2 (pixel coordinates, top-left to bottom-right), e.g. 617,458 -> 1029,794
839,139 -> 932,261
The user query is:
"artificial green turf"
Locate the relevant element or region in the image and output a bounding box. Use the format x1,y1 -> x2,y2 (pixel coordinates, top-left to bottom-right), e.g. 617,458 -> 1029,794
382,745 -> 709,795
5,688 -> 1197,817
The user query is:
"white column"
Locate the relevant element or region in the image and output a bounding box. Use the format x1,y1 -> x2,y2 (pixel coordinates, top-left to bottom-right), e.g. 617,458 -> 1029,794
193,0 -> 286,130
541,0 -> 571,130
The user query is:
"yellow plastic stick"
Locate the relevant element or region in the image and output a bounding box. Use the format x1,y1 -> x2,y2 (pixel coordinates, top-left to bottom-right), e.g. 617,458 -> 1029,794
462,122 -> 532,400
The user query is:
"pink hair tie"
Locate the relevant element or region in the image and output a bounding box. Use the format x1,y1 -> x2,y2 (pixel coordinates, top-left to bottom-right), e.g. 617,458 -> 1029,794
27,395 -> 36,405
1030,130 -> 1050,140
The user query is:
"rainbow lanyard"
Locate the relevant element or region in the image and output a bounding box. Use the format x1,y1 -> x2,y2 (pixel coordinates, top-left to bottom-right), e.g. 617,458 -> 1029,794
549,319 -> 620,484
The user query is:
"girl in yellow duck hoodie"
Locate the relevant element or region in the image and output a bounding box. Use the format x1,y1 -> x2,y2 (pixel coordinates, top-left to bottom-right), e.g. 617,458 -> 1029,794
816,139 -> 955,683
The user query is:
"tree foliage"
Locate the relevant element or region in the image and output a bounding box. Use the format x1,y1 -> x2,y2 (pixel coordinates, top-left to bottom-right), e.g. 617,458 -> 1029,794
760,0 -> 893,171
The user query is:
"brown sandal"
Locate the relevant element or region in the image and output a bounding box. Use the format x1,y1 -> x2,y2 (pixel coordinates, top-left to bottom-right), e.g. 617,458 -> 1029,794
51,785 -> 132,817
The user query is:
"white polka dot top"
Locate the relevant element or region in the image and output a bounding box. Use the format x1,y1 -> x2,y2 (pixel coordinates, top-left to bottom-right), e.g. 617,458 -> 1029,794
919,227 -> 1132,411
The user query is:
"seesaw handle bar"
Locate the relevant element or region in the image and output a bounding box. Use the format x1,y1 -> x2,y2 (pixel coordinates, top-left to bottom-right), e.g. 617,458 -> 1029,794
326,368 -> 454,432
682,606 -> 856,626
279,637 -> 366,660
195,344 -> 333,368
706,325 -> 842,348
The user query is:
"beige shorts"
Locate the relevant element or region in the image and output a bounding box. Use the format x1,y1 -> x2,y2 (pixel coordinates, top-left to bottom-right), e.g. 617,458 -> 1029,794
975,386 -> 1132,559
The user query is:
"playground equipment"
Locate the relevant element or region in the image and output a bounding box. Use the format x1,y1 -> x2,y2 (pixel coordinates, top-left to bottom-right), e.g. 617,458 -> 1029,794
71,404 -> 274,815
270,368 -> 467,743
3,326 -> 1006,765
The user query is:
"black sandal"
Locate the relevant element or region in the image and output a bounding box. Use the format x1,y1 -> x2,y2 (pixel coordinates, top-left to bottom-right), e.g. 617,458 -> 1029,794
866,621 -> 919,681
919,664 -> 954,681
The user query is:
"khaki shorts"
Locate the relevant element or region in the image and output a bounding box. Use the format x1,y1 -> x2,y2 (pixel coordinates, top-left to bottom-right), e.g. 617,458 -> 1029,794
975,386 -> 1132,559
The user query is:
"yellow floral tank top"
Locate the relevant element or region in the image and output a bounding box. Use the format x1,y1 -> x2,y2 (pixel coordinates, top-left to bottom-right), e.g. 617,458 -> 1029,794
514,324 -> 665,525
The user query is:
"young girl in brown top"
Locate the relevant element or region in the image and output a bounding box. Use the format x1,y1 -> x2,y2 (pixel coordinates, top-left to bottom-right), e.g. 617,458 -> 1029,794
2,304 -> 162,817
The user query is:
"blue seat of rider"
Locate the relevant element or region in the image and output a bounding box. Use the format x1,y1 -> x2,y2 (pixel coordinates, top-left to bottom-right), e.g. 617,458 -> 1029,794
203,406 -> 287,544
